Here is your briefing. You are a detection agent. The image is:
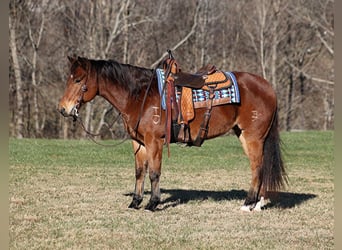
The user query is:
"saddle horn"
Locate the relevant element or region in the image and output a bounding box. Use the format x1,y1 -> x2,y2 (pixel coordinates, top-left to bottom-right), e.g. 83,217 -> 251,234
167,49 -> 174,60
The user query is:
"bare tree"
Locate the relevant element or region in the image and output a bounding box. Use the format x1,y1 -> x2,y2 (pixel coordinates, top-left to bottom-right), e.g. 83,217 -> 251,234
281,0 -> 334,130
8,0 -> 334,139
9,0 -> 25,138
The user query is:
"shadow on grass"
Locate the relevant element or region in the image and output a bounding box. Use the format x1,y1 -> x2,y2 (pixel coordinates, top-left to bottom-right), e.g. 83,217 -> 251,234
124,189 -> 317,211
159,189 -> 247,209
265,191 -> 317,209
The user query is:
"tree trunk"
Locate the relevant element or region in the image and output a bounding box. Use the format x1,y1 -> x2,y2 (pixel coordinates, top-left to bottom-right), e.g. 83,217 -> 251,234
270,0 -> 280,89
32,50 -> 40,137
29,13 -> 45,137
199,0 -> 209,67
257,0 -> 267,79
286,71 -> 294,131
63,120 -> 69,139
9,15 -> 24,138
82,1 -> 96,137
123,0 -> 130,64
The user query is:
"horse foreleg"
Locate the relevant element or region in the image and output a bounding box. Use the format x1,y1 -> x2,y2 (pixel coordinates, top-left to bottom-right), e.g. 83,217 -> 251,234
145,139 -> 163,211
239,134 -> 265,211
145,167 -> 161,211
129,140 -> 148,209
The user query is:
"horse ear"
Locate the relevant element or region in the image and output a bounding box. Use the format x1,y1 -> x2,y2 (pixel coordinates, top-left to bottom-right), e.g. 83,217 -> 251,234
77,56 -> 88,70
67,55 -> 76,64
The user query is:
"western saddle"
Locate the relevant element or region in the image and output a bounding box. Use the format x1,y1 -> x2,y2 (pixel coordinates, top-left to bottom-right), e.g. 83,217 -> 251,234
162,50 -> 232,148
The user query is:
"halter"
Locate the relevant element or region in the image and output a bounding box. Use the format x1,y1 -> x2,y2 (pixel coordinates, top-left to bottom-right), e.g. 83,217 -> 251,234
70,61 -> 127,147
72,65 -> 90,121
73,83 -> 88,120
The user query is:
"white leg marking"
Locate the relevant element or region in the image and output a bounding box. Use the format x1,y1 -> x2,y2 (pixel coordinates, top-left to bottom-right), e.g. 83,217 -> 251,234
239,133 -> 249,156
240,205 -> 252,212
254,196 -> 265,211
240,197 -> 265,212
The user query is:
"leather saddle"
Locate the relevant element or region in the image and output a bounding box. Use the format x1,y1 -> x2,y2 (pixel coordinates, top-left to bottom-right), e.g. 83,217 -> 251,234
172,64 -> 232,125
173,64 -> 231,90
163,50 -> 232,148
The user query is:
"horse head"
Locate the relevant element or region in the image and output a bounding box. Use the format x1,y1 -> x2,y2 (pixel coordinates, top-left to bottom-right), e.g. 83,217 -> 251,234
58,56 -> 98,120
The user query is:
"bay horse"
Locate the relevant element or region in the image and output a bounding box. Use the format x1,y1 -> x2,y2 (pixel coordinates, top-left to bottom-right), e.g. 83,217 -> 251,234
58,54 -> 287,212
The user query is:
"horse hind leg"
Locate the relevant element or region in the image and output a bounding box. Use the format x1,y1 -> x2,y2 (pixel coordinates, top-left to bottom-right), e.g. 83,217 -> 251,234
238,111 -> 287,212
238,132 -> 265,212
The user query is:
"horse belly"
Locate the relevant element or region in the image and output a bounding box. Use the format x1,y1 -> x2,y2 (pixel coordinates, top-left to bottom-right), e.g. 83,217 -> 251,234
189,105 -> 237,140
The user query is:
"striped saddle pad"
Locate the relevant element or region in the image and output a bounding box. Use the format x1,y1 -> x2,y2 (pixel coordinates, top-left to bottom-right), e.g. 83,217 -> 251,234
156,69 -> 240,110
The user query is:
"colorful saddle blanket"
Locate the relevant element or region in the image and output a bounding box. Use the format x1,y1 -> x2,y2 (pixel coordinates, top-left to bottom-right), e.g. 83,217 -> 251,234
156,68 -> 240,110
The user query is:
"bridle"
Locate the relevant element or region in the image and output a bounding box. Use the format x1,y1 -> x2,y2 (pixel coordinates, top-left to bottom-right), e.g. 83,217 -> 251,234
72,83 -> 88,121
71,65 -> 90,122
68,50 -> 179,148
69,61 -> 127,147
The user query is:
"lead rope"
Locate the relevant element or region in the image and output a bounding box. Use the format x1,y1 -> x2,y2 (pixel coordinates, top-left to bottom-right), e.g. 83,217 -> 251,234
72,60 -> 130,147
75,111 -> 129,147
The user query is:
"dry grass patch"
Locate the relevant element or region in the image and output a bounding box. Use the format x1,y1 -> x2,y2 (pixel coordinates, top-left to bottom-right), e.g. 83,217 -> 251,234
10,132 -> 334,249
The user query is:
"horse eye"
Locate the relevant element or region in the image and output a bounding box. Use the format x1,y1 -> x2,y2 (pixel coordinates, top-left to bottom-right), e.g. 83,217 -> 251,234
75,79 -> 81,84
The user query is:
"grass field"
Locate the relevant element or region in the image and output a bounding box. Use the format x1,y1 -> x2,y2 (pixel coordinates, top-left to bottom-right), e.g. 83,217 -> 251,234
9,131 -> 334,249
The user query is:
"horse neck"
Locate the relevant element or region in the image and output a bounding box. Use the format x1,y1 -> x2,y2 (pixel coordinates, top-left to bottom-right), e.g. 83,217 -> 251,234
93,60 -> 158,134
98,76 -> 132,114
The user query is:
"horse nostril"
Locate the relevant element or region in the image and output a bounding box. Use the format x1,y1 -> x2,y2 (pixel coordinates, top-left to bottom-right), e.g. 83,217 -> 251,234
60,107 -> 66,116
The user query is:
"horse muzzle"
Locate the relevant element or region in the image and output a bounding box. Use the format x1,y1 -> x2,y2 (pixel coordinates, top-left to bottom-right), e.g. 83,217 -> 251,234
59,104 -> 79,120
59,107 -> 68,117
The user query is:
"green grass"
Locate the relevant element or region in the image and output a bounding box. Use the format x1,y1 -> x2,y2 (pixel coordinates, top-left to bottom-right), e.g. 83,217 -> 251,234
9,131 -> 334,249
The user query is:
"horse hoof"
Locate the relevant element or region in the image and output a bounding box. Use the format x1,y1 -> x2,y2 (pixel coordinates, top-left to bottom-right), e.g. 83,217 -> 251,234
145,199 -> 160,212
145,203 -> 157,212
128,197 -> 143,209
240,197 -> 265,212
128,203 -> 140,209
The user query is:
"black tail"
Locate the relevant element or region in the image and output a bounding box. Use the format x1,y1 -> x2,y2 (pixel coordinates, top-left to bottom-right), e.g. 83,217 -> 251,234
261,109 -> 288,192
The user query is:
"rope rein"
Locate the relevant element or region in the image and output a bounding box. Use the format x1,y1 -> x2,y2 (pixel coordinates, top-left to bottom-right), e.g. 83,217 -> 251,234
73,51 -> 174,148
75,112 -> 130,147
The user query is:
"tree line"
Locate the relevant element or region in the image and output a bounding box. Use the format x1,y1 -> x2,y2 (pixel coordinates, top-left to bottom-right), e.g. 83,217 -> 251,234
9,0 -> 334,139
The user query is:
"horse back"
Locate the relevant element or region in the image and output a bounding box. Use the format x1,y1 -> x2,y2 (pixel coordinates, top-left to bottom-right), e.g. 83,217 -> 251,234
188,71 -> 277,141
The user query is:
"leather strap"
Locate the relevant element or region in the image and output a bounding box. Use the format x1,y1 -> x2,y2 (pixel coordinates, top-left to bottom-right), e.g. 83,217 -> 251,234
192,88 -> 215,146
165,77 -> 174,156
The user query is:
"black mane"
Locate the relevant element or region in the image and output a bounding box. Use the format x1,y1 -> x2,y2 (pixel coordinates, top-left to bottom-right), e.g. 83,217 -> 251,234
90,58 -> 157,97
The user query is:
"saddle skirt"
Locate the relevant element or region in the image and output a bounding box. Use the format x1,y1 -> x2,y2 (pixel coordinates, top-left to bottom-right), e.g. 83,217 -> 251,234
156,68 -> 240,111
